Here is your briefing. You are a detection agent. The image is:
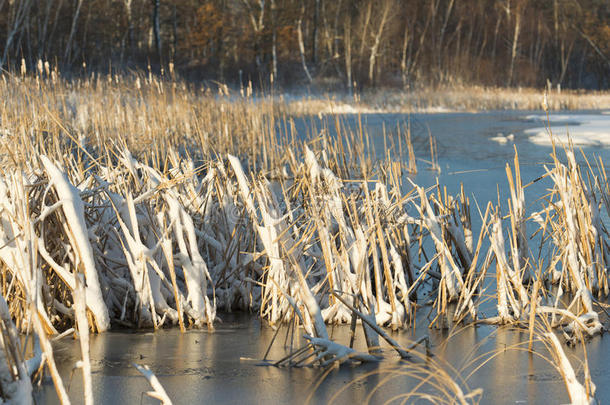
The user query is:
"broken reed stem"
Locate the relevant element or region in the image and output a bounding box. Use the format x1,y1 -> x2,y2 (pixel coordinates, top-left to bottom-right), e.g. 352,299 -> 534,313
528,278 -> 541,351
332,292 -> 410,358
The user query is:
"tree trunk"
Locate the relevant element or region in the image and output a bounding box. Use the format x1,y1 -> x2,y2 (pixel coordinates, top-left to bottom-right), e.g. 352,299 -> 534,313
491,14 -> 501,69
1,0 -> 33,68
507,9 -> 521,86
270,0 -> 278,82
558,38 -> 574,85
64,0 -> 84,65
368,0 -> 390,84
437,0 -> 455,78
120,0 -> 133,64
358,1 -> 372,65
172,4 -> 177,61
311,0 -> 320,64
344,16 -> 352,91
410,1 -> 437,79
152,0 -> 162,63
80,1 -> 91,63
242,0 -> 265,78
400,18 -> 411,87
297,3 -> 313,83
38,0 -> 54,59
46,0 -> 65,58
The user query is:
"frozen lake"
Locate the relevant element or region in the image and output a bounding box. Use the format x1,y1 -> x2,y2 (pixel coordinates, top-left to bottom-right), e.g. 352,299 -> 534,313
37,110 -> 610,404
35,313 -> 610,404
290,110 -> 610,208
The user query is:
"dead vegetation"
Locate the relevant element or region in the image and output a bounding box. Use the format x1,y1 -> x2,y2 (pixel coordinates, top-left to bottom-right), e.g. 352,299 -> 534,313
0,70 -> 605,403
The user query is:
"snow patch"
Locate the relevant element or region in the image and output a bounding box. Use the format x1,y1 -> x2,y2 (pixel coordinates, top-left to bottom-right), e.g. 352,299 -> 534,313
524,114 -> 610,147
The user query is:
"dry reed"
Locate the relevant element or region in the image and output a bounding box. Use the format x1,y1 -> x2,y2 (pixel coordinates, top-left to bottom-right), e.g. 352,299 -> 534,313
0,68 -> 605,403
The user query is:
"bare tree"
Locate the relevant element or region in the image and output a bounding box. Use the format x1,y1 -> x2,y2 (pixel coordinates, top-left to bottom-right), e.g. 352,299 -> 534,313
0,0 -> 605,88
344,15 -> 352,91
64,0 -> 84,65
437,0 -> 455,77
152,0 -> 162,63
45,0 -> 65,59
368,0 -> 391,84
1,0 -> 33,68
506,0 -> 524,86
357,1 -> 372,65
242,0 -> 265,74
297,0 -> 313,83
400,10 -> 414,87
311,0 -> 320,63
409,0 -> 438,80
120,0 -> 134,64
270,0 -> 278,81
37,0 -> 54,59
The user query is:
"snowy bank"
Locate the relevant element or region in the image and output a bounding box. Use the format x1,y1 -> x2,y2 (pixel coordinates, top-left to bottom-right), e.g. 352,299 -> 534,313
523,113 -> 610,147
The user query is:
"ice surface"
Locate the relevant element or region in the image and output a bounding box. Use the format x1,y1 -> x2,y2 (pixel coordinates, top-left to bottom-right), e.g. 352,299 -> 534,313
523,113 -> 610,146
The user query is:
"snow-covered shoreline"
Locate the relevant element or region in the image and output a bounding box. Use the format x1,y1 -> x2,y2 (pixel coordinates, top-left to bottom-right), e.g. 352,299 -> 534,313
283,87 -> 610,115
523,112 -> 610,146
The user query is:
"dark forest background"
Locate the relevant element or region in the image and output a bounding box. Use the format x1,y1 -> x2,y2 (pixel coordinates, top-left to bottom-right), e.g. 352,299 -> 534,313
1,0 -> 609,89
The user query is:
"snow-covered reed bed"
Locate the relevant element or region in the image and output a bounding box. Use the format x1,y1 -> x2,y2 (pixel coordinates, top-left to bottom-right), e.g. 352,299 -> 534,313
0,71 -> 605,403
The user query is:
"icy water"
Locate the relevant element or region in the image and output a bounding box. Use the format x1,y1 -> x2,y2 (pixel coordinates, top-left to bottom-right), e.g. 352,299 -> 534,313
37,110 -> 610,404
35,313 -> 610,404
291,110 -> 610,209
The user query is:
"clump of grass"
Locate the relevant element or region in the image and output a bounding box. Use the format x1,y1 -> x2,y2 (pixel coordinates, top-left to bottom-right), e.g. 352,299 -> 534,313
0,69 -> 607,403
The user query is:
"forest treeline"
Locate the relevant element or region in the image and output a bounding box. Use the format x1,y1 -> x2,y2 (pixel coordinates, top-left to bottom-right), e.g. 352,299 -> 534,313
1,0 -> 609,89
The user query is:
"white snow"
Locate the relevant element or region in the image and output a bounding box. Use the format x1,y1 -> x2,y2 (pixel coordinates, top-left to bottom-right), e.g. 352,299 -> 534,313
40,156 -> 111,332
523,113 -> 610,146
133,363 -> 173,404
544,332 -> 595,405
